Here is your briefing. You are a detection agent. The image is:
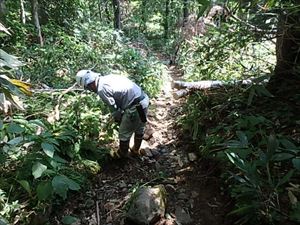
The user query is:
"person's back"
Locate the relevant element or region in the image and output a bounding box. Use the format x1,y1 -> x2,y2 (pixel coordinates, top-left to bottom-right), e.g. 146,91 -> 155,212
97,75 -> 142,110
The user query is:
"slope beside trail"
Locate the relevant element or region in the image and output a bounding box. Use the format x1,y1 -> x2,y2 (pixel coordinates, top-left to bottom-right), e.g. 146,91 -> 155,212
51,64 -> 233,225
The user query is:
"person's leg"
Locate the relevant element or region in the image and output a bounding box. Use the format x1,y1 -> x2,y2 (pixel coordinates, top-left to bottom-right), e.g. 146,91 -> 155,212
119,140 -> 130,157
118,107 -> 137,157
131,133 -> 143,155
132,107 -> 147,155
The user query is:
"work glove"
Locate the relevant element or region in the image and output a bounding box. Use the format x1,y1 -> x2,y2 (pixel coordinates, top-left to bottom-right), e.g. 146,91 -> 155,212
112,110 -> 123,124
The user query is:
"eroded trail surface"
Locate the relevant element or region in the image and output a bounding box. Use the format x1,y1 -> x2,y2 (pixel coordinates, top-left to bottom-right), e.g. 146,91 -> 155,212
52,65 -> 233,225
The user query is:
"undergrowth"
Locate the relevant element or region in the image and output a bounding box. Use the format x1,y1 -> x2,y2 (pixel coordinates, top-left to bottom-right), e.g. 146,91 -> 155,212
180,86 -> 300,224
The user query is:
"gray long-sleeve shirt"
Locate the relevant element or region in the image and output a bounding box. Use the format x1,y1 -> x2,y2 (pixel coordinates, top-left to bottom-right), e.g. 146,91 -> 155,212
96,74 -> 149,111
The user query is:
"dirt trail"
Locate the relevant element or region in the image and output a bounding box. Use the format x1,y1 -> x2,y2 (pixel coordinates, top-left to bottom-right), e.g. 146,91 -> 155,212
51,65 -> 233,225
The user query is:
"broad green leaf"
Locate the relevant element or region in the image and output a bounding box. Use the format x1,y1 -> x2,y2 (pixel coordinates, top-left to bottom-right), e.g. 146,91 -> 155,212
0,152 -> 7,164
43,169 -> 56,176
236,131 -> 248,147
272,153 -> 294,161
32,162 -> 47,179
289,202 -> 300,221
18,180 -> 32,197
228,205 -> 253,215
292,158 -> 300,171
46,138 -> 60,146
37,181 -> 53,201
7,137 -> 23,145
0,218 -> 8,225
52,176 -> 69,199
41,142 -> 55,158
53,155 -> 68,163
276,170 -> 294,188
30,119 -> 46,128
62,216 -> 79,224
0,76 -> 19,94
7,123 -> 24,134
280,139 -> 299,153
247,87 -> 255,106
225,152 -> 247,172
192,122 -> 199,140
64,177 -> 80,191
0,120 -> 3,129
10,79 -> 32,96
288,190 -> 298,206
267,135 -> 278,159
52,175 -> 80,199
0,49 -> 24,68
0,22 -> 11,35
256,85 -> 274,97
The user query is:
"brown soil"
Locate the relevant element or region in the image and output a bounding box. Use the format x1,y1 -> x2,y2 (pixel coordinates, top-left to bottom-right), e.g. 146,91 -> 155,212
49,65 -> 234,225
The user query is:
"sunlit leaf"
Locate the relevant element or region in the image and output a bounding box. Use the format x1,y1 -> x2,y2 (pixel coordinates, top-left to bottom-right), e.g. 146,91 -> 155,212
0,49 -> 24,68
10,79 -> 32,96
0,22 -> 10,35
32,162 -> 47,179
7,137 -> 23,145
41,142 -> 55,158
0,218 -> 8,225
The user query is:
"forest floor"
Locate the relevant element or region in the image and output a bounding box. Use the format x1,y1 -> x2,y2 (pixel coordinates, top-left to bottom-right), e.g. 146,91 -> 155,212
50,63 -> 234,225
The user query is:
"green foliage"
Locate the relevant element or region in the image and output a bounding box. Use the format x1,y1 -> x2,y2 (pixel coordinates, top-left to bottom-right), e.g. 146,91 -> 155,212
0,15 -> 166,222
62,215 -> 79,224
179,24 -> 276,82
224,132 -> 299,224
0,49 -> 31,112
180,86 -> 300,224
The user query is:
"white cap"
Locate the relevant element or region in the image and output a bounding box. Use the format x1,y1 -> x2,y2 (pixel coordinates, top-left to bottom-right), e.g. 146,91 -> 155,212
75,70 -> 99,88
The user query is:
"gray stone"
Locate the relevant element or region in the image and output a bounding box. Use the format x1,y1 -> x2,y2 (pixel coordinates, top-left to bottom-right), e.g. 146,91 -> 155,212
188,153 -> 197,162
119,180 -> 127,188
126,185 -> 167,225
175,207 -> 193,224
178,193 -> 189,200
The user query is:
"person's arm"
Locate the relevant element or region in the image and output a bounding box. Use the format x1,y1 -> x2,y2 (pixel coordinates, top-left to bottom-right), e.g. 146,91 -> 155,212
98,88 -> 122,123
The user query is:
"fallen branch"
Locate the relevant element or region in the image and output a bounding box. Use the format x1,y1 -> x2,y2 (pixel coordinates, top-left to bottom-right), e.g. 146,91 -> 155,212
172,78 -> 268,99
33,88 -> 83,93
96,200 -> 100,225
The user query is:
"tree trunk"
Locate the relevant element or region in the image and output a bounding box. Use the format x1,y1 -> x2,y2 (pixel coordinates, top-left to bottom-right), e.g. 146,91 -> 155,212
31,0 -> 43,46
20,0 -> 26,24
112,0 -> 121,30
140,0 -> 147,32
183,0 -> 189,23
164,0 -> 170,39
98,0 -> 102,20
268,7 -> 300,97
0,0 -> 6,22
104,0 -> 111,22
